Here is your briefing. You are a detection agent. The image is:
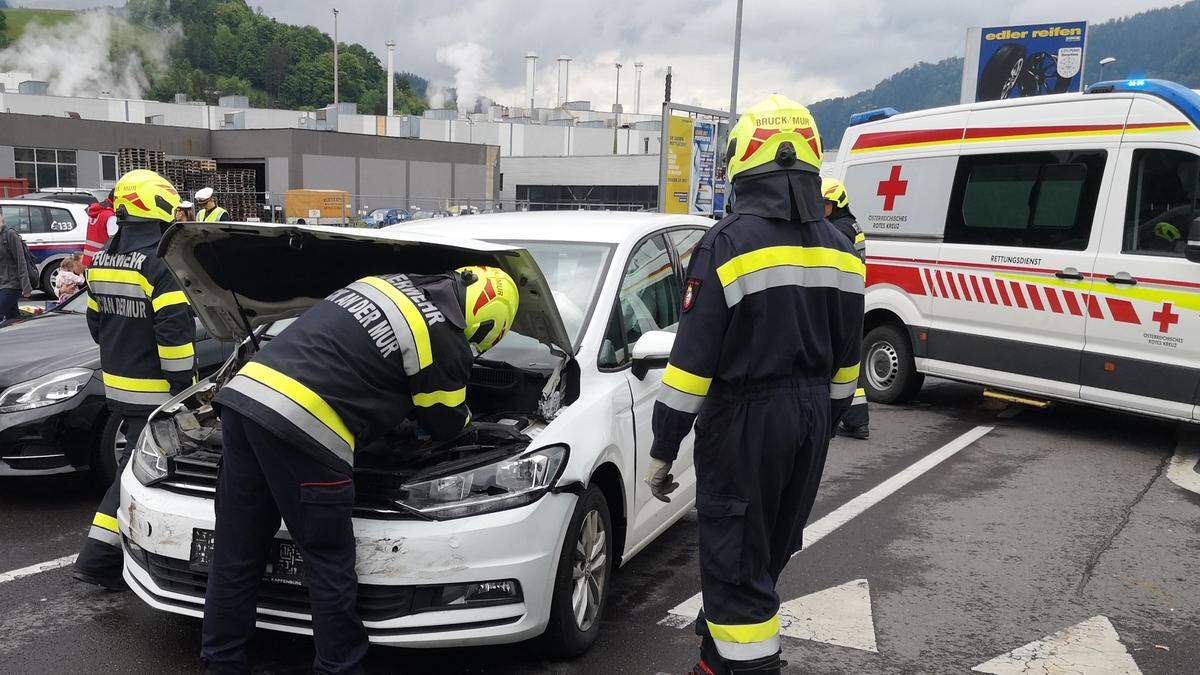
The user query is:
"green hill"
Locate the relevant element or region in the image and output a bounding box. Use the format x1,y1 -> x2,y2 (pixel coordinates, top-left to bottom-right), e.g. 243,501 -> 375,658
811,1 -> 1200,148
0,7 -> 76,46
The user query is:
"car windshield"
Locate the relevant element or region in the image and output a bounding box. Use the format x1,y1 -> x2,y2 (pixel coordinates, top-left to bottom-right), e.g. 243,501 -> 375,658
484,240 -> 613,366
57,290 -> 90,314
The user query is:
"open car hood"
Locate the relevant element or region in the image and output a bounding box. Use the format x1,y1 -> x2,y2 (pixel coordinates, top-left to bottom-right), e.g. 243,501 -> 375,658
159,222 -> 572,354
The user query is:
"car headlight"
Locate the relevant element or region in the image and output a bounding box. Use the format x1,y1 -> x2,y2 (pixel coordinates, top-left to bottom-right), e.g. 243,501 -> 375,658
0,367 -> 93,413
131,419 -> 180,486
399,444 -> 568,519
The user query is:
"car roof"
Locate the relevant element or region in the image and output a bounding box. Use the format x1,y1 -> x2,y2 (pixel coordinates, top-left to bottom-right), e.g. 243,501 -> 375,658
396,210 -> 713,244
0,198 -> 89,211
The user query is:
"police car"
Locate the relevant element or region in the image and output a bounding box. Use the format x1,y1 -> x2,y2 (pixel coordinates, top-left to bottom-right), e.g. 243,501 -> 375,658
831,79 -> 1200,422
0,196 -> 90,294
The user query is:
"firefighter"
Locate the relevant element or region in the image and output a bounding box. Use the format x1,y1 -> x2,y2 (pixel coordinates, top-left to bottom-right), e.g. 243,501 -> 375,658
200,266 -> 519,673
645,95 -> 864,674
194,187 -> 228,222
74,170 -> 194,590
823,178 -> 870,439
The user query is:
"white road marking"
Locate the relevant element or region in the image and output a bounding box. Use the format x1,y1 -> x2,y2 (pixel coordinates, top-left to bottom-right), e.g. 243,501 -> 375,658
0,554 -> 78,585
778,579 -> 877,652
972,615 -> 1142,674
660,424 -> 994,628
1165,429 -> 1200,495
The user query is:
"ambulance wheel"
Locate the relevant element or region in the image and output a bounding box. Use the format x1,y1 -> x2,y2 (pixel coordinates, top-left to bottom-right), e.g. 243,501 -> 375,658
863,324 -> 923,404
543,484 -> 612,658
41,260 -> 61,296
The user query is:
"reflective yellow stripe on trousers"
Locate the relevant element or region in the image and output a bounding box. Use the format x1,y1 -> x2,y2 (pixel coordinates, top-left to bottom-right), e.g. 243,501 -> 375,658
830,362 -> 860,400
707,615 -> 781,661
88,512 -> 121,547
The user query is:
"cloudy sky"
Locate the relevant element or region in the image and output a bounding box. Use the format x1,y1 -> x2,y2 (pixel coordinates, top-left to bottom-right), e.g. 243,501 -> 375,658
26,0 -> 1183,111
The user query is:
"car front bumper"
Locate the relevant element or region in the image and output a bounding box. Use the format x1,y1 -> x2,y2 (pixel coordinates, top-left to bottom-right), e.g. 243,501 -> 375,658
120,467 -> 577,647
0,392 -> 103,476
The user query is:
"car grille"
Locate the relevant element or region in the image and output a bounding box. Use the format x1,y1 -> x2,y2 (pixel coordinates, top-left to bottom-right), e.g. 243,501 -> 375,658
162,450 -> 221,493
469,366 -> 519,389
141,551 -> 417,622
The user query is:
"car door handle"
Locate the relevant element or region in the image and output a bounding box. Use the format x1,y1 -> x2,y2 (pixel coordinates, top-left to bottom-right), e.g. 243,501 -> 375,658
1105,272 -> 1137,286
1055,268 -> 1084,280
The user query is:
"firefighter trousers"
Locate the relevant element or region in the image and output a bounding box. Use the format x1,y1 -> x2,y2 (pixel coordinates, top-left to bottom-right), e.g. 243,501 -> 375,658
75,412 -> 148,585
841,369 -> 870,430
693,376 -> 831,664
201,408 -> 368,675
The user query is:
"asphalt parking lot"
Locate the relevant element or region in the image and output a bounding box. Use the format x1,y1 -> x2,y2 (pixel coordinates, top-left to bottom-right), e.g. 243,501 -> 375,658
2,378 -> 1198,674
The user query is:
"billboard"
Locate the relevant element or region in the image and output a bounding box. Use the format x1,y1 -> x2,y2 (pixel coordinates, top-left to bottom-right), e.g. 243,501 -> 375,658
691,121 -> 717,216
663,115 -> 694,214
960,22 -> 1088,103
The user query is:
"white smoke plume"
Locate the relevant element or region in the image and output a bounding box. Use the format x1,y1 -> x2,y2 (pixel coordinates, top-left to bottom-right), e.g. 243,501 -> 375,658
0,11 -> 180,99
430,41 -> 492,111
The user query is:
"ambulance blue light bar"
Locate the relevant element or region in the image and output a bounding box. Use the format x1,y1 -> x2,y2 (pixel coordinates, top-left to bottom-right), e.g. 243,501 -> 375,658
848,107 -> 900,127
1085,78 -> 1200,130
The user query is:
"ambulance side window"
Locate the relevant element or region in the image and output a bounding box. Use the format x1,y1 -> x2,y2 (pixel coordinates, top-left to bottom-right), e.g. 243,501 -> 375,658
946,150 -> 1107,250
1122,149 -> 1198,258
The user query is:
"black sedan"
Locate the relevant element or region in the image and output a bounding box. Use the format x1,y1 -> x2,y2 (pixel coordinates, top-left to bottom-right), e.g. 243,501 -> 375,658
0,291 -> 233,488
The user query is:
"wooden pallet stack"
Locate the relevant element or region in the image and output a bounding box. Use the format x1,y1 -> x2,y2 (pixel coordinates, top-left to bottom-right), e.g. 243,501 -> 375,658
117,149 -> 259,220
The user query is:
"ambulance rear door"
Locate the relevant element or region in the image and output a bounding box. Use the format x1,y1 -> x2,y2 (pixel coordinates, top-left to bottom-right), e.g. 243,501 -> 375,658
925,96 -> 1130,400
1080,94 -> 1200,420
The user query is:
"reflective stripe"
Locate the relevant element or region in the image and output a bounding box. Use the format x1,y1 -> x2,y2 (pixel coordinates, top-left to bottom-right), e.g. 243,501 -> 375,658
662,364 -> 712,397
412,388 -> 466,408
852,388 -> 867,406
88,525 -> 121,547
84,239 -> 107,249
854,387 -> 866,397
157,343 -> 195,359
160,356 -> 195,372
722,265 -> 864,307
854,233 -> 866,244
88,280 -> 147,300
707,615 -> 781,660
224,374 -> 355,467
832,364 -> 860,385
86,296 -> 99,312
87,268 -> 154,297
831,381 -> 857,400
152,290 -> 189,312
238,362 -> 355,451
358,277 -> 434,370
104,386 -> 172,406
103,372 -> 170,393
717,246 -> 865,286
346,281 -> 423,376
658,386 -> 705,414
93,512 -> 119,533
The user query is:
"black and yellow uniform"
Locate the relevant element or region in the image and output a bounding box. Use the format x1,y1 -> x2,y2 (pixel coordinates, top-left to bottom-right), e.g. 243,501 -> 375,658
75,221 -> 196,585
829,210 -> 869,435
202,271 -> 473,673
651,171 -> 864,666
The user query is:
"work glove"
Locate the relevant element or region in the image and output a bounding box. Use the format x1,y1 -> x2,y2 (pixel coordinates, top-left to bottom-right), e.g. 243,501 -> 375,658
644,458 -> 679,503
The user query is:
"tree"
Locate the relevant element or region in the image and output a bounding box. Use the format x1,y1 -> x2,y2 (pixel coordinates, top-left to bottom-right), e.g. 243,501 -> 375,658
0,10 -> 9,49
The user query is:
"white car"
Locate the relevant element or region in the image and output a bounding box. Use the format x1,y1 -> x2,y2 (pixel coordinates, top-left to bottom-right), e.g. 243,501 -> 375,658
120,211 -> 711,654
0,197 -> 90,294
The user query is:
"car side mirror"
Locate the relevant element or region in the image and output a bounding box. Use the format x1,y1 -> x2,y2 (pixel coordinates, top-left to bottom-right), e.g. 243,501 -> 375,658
1187,217 -> 1200,263
631,330 -> 675,379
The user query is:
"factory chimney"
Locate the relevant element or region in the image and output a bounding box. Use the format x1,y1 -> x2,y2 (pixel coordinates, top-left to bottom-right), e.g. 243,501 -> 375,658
525,52 -> 539,110
634,62 -> 644,114
557,55 -> 571,106
385,40 -> 396,116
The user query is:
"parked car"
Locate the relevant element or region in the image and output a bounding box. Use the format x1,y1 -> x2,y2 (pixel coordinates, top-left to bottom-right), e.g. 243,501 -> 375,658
120,212 -> 710,655
0,197 -> 91,294
0,290 -> 234,487
830,77 -> 1200,422
11,188 -> 103,205
362,208 -> 409,228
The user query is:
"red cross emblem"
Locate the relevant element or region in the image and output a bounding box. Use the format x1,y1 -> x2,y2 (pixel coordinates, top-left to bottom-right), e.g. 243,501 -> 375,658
877,165 -> 908,212
1152,302 -> 1180,333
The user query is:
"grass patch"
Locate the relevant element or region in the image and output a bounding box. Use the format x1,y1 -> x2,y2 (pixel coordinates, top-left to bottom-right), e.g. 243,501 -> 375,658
2,8 -> 77,41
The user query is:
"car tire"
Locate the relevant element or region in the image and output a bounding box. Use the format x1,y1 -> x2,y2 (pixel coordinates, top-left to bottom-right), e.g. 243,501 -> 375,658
40,260 -> 61,296
978,44 -> 1027,101
863,323 -> 924,404
91,414 -> 126,491
542,484 -> 613,658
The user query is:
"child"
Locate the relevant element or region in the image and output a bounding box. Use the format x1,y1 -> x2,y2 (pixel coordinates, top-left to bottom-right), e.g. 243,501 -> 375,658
55,254 -> 86,300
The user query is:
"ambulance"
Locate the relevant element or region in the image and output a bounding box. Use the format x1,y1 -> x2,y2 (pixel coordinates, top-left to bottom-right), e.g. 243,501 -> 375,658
831,79 -> 1200,422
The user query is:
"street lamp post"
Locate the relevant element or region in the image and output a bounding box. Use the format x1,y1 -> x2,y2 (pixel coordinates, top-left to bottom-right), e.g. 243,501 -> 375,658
332,8 -> 340,105
728,0 -> 744,125
1099,57 -> 1117,83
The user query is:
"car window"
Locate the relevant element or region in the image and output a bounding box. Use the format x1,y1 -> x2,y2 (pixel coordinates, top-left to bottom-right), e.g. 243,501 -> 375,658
612,235 -> 681,364
946,150 -> 1107,250
45,207 -> 77,233
668,228 -> 706,279
27,206 -> 52,234
0,205 -> 31,233
1123,148 -> 1198,258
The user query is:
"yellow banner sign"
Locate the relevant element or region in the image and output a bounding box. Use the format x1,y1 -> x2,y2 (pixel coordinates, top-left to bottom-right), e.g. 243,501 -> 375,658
664,115 -> 693,214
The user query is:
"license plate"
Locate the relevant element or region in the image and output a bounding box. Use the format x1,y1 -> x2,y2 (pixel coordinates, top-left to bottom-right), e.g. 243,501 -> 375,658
190,528 -> 306,586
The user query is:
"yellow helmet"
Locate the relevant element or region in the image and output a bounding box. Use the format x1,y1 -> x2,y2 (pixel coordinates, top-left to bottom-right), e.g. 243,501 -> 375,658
822,178 -> 850,210
725,94 -> 822,181
113,169 -> 180,224
459,265 -> 520,353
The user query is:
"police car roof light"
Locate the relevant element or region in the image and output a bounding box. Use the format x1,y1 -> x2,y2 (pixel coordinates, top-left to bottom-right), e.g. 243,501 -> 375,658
1085,78 -> 1200,130
849,107 -> 900,127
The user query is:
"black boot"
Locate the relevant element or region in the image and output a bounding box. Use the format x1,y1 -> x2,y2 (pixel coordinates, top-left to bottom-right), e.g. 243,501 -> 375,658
727,652 -> 785,674
839,422 -> 870,440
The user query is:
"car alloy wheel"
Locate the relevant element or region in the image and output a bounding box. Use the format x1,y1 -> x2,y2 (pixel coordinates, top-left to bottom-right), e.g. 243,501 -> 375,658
571,509 -> 608,632
113,420 -> 127,467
